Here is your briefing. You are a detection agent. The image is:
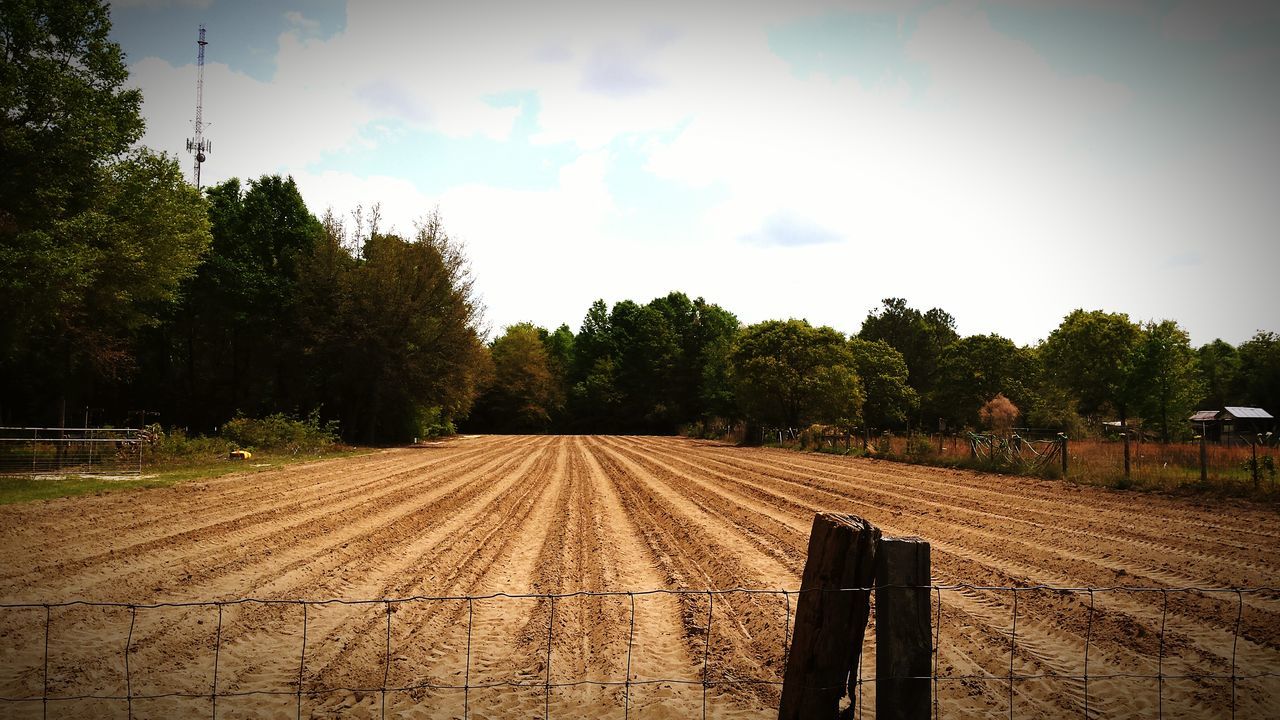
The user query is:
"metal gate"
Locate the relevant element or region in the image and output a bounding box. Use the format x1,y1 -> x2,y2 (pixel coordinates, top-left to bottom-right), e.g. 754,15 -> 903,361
0,427 -> 146,476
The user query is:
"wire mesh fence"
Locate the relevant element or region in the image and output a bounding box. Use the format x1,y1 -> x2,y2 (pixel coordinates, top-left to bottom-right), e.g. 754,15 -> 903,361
757,426 -> 1279,494
0,427 -> 146,476
0,584 -> 1275,719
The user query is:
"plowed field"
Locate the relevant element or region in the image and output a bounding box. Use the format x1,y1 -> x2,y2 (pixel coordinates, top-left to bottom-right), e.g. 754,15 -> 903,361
0,435 -> 1276,719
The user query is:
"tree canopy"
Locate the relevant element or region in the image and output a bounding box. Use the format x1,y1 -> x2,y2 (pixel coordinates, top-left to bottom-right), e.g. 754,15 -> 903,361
731,319 -> 862,429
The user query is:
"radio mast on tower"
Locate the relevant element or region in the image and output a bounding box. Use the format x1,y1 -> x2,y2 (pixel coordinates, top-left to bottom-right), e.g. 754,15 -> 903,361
186,25 -> 211,188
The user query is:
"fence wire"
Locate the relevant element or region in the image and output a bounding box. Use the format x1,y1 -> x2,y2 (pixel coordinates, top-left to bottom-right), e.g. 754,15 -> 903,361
0,585 -> 1275,719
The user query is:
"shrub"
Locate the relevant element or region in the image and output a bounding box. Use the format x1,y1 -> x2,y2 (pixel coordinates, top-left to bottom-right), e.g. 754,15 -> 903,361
220,411 -> 338,453
147,426 -> 230,462
979,394 -> 1019,435
905,433 -> 936,460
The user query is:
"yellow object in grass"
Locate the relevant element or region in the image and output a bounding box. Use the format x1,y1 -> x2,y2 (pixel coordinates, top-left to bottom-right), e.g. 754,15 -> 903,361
229,449 -> 252,460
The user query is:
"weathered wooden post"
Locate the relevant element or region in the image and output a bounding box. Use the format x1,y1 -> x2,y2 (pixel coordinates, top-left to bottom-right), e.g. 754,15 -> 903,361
1198,429 -> 1207,484
876,537 -> 933,720
1122,421 -> 1131,479
778,514 -> 880,720
1058,433 -> 1069,477
1252,435 -> 1260,490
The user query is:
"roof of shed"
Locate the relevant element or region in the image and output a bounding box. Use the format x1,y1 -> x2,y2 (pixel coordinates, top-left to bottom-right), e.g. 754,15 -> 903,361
1188,410 -> 1219,422
1222,406 -> 1274,419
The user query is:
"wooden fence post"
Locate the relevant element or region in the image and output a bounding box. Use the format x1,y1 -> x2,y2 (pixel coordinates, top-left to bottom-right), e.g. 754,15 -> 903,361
778,514 -> 880,720
1199,430 -> 1207,484
876,537 -> 932,720
1059,433 -> 1069,477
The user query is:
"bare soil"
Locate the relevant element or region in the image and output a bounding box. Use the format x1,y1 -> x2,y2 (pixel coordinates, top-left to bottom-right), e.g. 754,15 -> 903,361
0,435 -> 1276,718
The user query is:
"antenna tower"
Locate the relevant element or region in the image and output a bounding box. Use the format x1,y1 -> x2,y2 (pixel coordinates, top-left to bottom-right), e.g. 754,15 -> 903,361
185,25 -> 211,187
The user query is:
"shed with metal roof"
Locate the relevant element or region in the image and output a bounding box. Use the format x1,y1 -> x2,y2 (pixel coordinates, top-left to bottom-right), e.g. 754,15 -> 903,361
1187,407 -> 1274,444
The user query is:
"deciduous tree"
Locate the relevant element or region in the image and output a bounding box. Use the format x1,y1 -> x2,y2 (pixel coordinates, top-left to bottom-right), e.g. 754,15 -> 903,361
732,320 -> 862,429
1132,320 -> 1204,442
847,337 -> 916,429
857,298 -> 958,422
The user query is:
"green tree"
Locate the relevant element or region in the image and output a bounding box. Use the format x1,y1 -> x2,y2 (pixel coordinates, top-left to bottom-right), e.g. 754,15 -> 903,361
1040,309 -> 1143,428
847,337 -> 917,429
1234,331 -> 1280,416
166,175 -> 323,426
1195,339 -> 1239,410
539,324 -> 575,428
472,323 -> 563,432
857,298 -> 958,422
0,1 -> 210,424
0,149 -> 210,422
1132,320 -> 1204,442
565,293 -> 739,433
932,334 -> 1036,430
0,0 -> 142,230
731,319 -> 862,429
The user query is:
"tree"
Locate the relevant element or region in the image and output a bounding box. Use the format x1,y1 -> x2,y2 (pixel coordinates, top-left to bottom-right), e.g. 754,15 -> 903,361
287,208 -> 489,442
565,293 -> 739,433
1132,320 -> 1204,442
1040,310 -> 1143,476
1235,331 -> 1280,416
0,149 -> 210,423
1195,339 -> 1239,410
0,0 -> 142,230
0,1 -> 210,425
847,337 -> 917,429
538,324 -> 575,428
1040,309 -> 1142,425
731,320 -> 862,429
471,323 -> 563,432
162,175 -> 322,427
857,298 -> 958,422
932,334 -> 1035,430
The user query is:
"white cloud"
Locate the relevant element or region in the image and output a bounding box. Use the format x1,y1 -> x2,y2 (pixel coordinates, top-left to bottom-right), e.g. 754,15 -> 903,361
123,0 -> 1280,345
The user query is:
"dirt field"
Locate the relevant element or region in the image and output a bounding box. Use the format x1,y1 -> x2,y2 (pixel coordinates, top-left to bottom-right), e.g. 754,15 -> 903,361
0,435 -> 1276,719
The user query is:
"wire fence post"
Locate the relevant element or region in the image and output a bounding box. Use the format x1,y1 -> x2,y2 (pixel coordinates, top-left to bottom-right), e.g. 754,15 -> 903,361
545,595 -> 555,720
778,513 -> 880,720
464,598 -> 473,720
125,606 -> 136,720
1083,590 -> 1094,719
296,603 -> 307,720
876,537 -> 932,720
382,601 -> 392,720
701,591 -> 713,719
1008,588 -> 1018,720
42,604 -> 50,720
211,603 -> 223,720
623,593 -> 635,720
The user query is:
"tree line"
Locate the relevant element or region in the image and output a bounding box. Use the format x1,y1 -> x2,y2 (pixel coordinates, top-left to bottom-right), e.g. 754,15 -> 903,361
465,298 -> 1279,443
2,1 -> 1277,443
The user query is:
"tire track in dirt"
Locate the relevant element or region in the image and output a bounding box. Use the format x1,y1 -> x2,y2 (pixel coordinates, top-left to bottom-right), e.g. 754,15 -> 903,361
2,436 -> 1277,720
645,438 -> 1274,717
662,442 -> 1280,641
6,437 -> 540,713
616,438 -> 1087,717
737,445 -> 1280,551
587,438 -> 795,715
0,443 -> 503,593
0,449 -> 418,564
682,444 -> 1280,582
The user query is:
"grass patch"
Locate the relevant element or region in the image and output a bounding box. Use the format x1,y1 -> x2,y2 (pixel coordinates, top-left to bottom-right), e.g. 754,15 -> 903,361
0,447 -> 371,506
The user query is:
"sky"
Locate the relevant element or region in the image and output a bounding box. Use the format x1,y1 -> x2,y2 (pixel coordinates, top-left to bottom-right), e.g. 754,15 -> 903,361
109,0 -> 1280,346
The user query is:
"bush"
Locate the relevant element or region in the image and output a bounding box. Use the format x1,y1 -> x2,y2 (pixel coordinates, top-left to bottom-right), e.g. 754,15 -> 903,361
220,411 -> 339,453
904,433 -> 937,460
146,425 -> 230,463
